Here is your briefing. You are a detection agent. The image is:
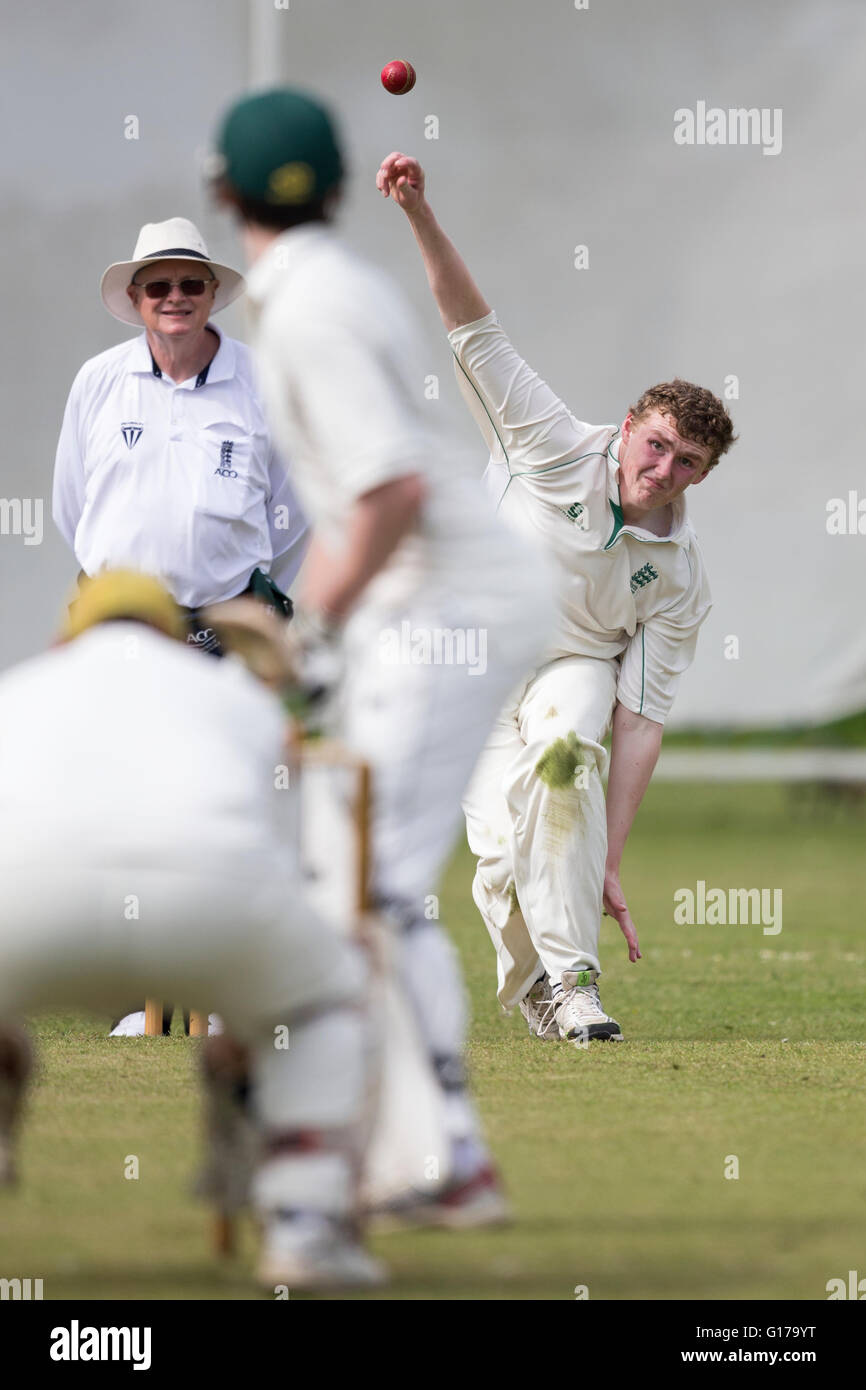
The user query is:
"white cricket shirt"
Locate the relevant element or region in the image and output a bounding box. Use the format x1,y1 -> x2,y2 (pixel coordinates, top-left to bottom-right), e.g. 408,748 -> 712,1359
53,325 -> 308,608
449,312 -> 712,723
245,226 -> 517,613
0,623 -> 288,863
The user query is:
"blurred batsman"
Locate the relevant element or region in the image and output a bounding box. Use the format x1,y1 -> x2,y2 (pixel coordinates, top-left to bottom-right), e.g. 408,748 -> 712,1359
210,89 -> 556,1223
0,572 -> 385,1289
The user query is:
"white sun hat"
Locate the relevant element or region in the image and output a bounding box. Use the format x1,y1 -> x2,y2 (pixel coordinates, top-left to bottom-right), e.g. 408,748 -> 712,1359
100,217 -> 245,326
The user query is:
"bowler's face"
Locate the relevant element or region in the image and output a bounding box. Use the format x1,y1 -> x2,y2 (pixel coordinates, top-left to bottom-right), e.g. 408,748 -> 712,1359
618,410 -> 712,514
126,259 -> 218,339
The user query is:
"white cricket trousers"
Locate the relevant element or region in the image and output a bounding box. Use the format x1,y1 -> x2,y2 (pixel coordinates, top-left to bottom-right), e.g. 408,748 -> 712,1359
462,652 -> 620,1008
341,561 -> 555,1143
0,845 -> 369,1219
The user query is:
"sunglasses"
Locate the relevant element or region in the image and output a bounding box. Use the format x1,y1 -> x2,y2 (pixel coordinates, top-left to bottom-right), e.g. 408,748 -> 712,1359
132,277 -> 215,299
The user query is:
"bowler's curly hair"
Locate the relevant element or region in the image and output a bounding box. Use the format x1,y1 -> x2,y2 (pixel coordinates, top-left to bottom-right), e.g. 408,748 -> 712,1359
629,379 -> 737,469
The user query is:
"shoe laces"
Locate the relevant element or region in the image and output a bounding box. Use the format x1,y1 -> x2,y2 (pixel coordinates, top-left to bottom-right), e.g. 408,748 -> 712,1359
534,996 -> 559,1033
525,978 -> 558,1032
557,983 -> 607,1025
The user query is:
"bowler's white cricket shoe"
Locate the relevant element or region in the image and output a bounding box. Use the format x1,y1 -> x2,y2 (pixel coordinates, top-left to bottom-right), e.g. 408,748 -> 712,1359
518,975 -> 560,1041
257,1212 -> 387,1290
554,971 -> 623,1043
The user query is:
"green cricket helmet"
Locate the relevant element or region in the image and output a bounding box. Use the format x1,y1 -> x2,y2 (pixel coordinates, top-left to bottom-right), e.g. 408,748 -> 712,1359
212,87 -> 344,207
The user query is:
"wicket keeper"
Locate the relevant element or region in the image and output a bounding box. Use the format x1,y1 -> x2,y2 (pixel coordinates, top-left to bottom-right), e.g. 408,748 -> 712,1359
0,572 -> 383,1289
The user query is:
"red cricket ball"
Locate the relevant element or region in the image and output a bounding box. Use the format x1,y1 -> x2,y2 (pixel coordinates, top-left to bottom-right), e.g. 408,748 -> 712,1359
381,59 -> 416,95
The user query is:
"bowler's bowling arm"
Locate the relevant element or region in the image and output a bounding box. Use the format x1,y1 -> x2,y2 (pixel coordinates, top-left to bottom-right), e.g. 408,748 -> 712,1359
378,154 -> 491,332
403,199 -> 491,333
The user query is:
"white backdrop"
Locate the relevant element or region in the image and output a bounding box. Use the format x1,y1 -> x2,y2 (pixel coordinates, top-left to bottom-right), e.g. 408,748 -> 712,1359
1,0 -> 864,727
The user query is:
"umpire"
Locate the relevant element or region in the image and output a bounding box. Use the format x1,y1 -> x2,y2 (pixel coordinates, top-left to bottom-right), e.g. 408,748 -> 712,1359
53,216 -> 308,652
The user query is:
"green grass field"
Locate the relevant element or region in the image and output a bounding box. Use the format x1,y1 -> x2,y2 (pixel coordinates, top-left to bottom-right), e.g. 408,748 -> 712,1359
2,782 -> 864,1301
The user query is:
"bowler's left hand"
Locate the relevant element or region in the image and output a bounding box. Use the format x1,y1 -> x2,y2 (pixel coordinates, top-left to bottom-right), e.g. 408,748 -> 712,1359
603,866 -> 642,963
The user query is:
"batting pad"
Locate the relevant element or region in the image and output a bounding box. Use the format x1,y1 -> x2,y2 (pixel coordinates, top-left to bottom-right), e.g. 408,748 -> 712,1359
299,746 -> 452,1202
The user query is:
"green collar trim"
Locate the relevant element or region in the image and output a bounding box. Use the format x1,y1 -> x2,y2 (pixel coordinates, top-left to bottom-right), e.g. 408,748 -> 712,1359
605,498 -> 625,549
604,434 -> 625,548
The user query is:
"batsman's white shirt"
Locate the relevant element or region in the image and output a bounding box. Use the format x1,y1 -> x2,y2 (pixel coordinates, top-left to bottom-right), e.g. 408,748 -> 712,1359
449,311 -> 712,724
245,226 -> 523,612
53,325 -> 308,608
245,225 -> 554,894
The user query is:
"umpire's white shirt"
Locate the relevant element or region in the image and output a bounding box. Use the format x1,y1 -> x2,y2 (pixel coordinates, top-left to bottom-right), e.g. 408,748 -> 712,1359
448,312 -> 713,723
53,325 -> 308,608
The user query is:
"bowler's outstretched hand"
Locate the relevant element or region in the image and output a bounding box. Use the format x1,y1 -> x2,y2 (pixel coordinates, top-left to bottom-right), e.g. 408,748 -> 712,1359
376,152 -> 425,213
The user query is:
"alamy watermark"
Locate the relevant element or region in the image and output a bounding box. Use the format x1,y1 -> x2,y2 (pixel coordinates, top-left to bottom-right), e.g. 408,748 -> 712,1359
0,497 -> 43,545
1,1276 -> 43,1300
378,621 -> 487,676
674,102 -> 782,157
674,880 -> 782,935
826,491 -> 866,535
827,1270 -> 866,1299
50,1321 -> 151,1369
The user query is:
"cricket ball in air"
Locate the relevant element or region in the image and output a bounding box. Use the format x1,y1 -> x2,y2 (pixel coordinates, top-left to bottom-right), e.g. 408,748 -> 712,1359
381,60 -> 416,95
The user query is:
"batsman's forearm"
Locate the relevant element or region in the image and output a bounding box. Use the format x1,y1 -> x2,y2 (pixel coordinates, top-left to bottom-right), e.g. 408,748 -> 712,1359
405,201 -> 492,333
303,476 -> 425,620
605,702 -> 664,869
